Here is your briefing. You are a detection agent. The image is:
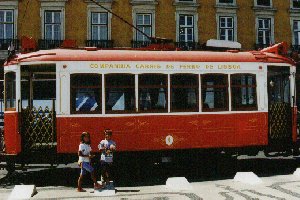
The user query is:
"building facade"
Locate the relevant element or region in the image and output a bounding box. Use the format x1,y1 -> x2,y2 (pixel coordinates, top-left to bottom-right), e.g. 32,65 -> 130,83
0,0 -> 298,58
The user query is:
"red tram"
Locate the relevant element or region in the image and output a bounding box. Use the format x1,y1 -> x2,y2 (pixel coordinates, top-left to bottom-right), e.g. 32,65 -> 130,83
1,42 -> 298,169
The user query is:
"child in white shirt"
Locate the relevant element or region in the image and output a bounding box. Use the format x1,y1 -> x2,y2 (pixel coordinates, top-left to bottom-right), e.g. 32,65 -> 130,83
98,129 -> 116,186
77,132 -> 101,192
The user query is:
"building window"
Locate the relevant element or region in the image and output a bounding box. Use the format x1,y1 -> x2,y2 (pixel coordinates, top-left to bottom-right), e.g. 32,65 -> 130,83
257,18 -> 271,46
256,0 -> 271,7
218,0 -> 234,4
219,16 -> 234,41
70,74 -> 101,114
292,0 -> 300,8
139,74 -> 167,112
91,12 -> 108,40
179,15 -> 194,42
105,74 -> 135,113
0,10 -> 13,39
293,20 -> 300,45
201,74 -> 229,112
171,74 -> 198,112
5,72 -> 16,111
176,0 -> 196,2
136,13 -> 152,41
44,11 -> 62,40
231,74 -> 257,111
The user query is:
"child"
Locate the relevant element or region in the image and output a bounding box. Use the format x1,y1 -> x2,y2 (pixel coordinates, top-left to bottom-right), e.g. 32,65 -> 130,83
98,129 -> 116,186
77,132 -> 101,192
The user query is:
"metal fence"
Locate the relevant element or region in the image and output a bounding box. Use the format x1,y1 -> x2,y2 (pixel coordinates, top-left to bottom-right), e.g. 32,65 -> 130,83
86,40 -> 114,48
38,40 -> 63,50
0,39 -> 20,50
21,104 -> 56,153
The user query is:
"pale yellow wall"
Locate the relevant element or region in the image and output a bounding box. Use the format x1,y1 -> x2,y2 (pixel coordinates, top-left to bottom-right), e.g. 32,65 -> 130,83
273,0 -> 292,46
17,0 -> 40,39
111,0 -> 133,47
65,0 -> 87,47
16,0 -> 294,50
199,0 -> 217,44
236,0 -> 256,50
156,0 -> 176,41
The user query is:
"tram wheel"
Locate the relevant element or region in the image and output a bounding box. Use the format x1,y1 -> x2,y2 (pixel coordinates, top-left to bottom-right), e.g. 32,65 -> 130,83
293,147 -> 300,156
5,156 -> 16,174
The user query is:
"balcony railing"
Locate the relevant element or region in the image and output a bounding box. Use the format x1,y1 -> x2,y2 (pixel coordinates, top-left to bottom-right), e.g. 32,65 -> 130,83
86,40 -> 114,48
0,39 -> 19,50
175,42 -> 201,50
131,40 -> 152,48
255,43 -> 271,50
38,40 -> 63,50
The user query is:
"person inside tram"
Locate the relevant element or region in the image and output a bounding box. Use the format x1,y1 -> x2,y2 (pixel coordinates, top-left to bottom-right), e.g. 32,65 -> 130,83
77,132 -> 102,192
98,129 -> 116,187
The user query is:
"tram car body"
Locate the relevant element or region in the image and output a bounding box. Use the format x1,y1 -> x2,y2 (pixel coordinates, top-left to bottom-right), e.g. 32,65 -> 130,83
2,43 -> 298,165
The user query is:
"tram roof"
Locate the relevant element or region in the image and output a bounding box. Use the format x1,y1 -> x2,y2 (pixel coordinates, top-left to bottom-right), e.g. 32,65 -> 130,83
5,48 -> 295,66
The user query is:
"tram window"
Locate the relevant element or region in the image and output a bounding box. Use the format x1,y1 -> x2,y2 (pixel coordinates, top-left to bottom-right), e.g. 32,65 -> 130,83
70,74 -> 101,114
268,69 -> 291,104
32,74 -> 56,109
105,74 -> 135,113
201,74 -> 228,112
5,72 -> 16,111
231,74 -> 257,111
139,74 -> 168,112
21,79 -> 29,108
171,74 -> 198,112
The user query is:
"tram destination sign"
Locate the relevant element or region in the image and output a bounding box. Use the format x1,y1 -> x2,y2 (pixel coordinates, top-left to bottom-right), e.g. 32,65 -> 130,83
89,62 -> 242,71
85,61 -> 264,73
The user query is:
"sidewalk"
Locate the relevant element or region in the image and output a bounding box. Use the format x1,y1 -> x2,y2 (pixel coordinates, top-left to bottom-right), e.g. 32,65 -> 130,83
1,174 -> 300,200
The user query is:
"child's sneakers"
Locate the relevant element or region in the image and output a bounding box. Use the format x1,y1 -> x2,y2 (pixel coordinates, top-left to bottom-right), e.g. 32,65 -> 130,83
77,188 -> 86,192
94,182 -> 102,190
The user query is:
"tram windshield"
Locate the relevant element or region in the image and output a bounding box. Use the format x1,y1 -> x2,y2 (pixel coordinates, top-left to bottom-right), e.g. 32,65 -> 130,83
21,65 -> 56,110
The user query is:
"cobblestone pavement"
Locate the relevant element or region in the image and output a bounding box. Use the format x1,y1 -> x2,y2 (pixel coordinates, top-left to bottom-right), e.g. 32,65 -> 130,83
1,174 -> 300,199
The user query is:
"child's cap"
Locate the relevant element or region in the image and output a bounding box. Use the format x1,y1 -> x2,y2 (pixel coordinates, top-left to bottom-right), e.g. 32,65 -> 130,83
82,131 -> 90,136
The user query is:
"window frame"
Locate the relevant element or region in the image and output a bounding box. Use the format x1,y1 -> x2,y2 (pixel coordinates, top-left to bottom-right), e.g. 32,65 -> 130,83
256,17 -> 273,45
255,0 -> 272,7
218,16 -> 235,41
70,73 -> 102,115
217,0 -> 235,5
105,73 -> 136,114
91,12 -> 109,41
293,19 -> 300,45
4,71 -> 16,111
138,73 -> 168,113
178,14 -> 195,42
201,73 -> 229,112
176,0 -> 196,3
170,73 -> 199,113
136,13 -> 153,42
230,73 -> 258,111
0,9 -> 14,39
44,10 -> 62,40
291,0 -> 300,9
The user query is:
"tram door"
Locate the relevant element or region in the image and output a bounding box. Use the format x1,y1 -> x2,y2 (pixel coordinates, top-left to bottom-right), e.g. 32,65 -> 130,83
20,65 -> 56,158
267,66 -> 292,146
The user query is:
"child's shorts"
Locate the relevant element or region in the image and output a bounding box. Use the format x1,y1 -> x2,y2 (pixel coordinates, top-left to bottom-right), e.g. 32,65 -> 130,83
80,162 -> 94,175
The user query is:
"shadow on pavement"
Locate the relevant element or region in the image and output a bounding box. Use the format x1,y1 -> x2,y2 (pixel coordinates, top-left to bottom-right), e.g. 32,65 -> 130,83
0,156 -> 299,188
